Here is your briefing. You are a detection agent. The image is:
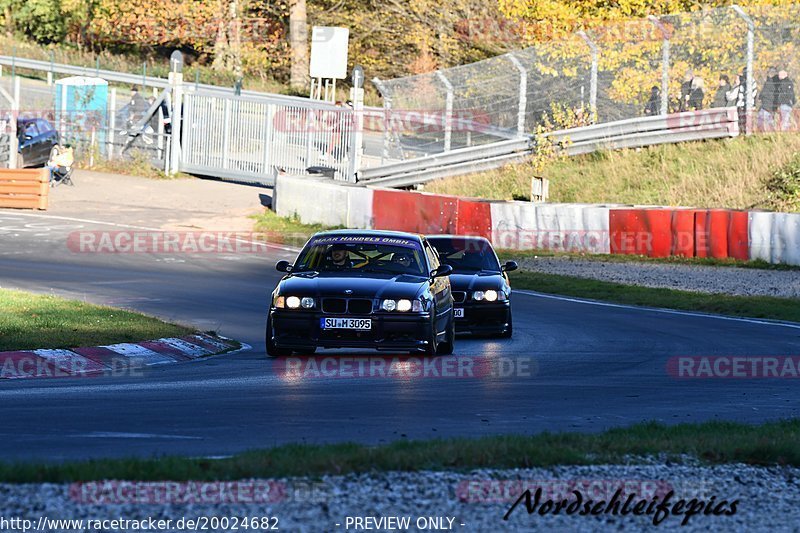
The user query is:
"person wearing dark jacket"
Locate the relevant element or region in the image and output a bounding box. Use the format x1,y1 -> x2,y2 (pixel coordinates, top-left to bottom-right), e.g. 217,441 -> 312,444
687,77 -> 705,110
758,68 -> 779,131
679,71 -> 694,111
713,75 -> 731,108
644,86 -> 660,116
776,69 -> 796,131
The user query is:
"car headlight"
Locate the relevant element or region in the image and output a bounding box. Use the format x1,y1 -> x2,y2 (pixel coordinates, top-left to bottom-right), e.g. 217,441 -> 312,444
484,289 -> 498,302
286,296 -> 301,309
274,295 -> 285,308
382,299 -> 423,312
473,290 -> 485,301
301,297 -> 315,309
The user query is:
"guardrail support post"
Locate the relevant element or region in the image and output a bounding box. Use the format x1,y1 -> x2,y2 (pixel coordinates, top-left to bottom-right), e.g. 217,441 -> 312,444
648,16 -> 671,115
506,53 -> 528,137
732,5 -> 755,135
108,88 -> 116,160
577,31 -> 598,121
435,70 -> 454,151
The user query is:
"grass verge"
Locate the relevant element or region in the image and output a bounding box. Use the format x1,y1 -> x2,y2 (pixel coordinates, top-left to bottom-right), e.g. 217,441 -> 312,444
1,419 -> 799,482
426,133 -> 800,210
0,288 -> 193,351
507,270 -> 800,323
251,210 -> 341,248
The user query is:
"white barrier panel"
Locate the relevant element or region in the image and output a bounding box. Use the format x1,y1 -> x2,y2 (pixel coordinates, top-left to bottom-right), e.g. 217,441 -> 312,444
749,212 -> 800,266
275,175 -> 350,227
489,202 -> 610,252
347,187 -> 374,229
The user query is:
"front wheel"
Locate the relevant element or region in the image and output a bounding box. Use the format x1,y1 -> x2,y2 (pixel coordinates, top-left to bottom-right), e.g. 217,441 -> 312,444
437,313 -> 455,355
265,316 -> 293,358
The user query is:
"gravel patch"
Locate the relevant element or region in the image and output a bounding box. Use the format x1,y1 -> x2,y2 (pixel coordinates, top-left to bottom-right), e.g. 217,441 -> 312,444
1,463 -> 798,532
518,257 -> 800,299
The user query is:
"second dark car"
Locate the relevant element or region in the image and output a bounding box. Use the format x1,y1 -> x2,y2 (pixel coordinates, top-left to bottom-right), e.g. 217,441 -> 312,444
427,235 -> 517,338
17,118 -> 59,168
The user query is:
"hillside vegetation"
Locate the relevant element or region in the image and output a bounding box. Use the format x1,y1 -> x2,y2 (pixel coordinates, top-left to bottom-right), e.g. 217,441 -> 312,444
426,134 -> 800,211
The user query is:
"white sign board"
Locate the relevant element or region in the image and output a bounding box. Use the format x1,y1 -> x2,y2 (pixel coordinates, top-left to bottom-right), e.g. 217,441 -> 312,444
310,26 -> 349,80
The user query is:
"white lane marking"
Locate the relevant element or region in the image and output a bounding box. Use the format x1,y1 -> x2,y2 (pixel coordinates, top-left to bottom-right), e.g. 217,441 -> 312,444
514,289 -> 800,330
68,432 -> 202,440
1,211 -> 300,253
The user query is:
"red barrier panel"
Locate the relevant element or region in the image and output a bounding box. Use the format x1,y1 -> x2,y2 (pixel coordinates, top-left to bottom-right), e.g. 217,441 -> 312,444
695,210 -> 750,260
456,199 -> 492,239
372,189 -> 459,234
610,209 -> 673,257
670,209 -> 696,257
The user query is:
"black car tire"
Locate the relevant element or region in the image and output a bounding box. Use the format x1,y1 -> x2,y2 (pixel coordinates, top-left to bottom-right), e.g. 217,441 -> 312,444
424,313 -> 438,356
265,316 -> 293,358
437,313 -> 455,355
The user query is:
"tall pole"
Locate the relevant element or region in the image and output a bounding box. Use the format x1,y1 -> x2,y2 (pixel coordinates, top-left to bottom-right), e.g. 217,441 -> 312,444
732,5 -> 755,135
168,51 -> 184,175
435,70 -> 454,152
372,77 -> 392,165
577,31 -> 598,121
649,16 -> 671,115
507,53 -> 528,136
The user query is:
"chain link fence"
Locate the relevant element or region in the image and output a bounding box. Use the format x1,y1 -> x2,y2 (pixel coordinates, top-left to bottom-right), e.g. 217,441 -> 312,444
374,4 -> 800,160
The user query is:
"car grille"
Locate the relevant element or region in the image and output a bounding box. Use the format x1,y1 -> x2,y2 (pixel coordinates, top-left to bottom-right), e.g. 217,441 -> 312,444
322,298 -> 347,313
322,298 -> 373,314
347,299 -> 373,314
452,291 -> 467,303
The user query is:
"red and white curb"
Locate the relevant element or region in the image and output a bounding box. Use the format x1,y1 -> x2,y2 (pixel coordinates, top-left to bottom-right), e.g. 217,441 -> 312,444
0,333 -> 247,380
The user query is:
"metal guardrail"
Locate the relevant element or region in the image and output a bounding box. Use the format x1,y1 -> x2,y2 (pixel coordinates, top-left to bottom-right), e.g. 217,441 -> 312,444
0,55 -> 334,107
358,108 -> 740,188
356,137 -> 533,188
546,107 -> 739,156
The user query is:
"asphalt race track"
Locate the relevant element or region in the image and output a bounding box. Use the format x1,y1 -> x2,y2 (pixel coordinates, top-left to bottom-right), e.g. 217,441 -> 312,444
1,210 -> 799,462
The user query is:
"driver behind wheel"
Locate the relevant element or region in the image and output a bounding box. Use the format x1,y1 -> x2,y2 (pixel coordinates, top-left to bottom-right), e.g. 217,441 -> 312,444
326,244 -> 353,269
391,252 -> 415,271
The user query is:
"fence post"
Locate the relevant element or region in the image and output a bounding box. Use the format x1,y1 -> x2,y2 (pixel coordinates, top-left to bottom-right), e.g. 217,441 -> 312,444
435,70 -> 454,151
372,77 -> 392,165
347,66 -> 365,183
506,53 -> 528,137
732,5 -> 754,135
168,51 -> 183,175
648,16 -> 671,115
577,31 -> 598,121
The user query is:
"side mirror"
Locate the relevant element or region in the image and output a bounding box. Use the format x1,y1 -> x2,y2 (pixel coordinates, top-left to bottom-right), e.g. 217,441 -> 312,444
276,260 -> 292,273
431,264 -> 453,278
501,261 -> 518,272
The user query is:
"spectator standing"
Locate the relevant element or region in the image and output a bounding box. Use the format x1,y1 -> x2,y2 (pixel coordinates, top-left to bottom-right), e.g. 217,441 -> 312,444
729,72 -> 757,133
644,86 -> 660,116
775,69 -> 796,131
688,77 -> 705,110
758,67 -> 779,131
679,71 -> 694,111
713,75 -> 730,108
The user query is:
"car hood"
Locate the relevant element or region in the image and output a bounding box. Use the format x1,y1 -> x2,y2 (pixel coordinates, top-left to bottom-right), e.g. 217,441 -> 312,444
278,271 -> 428,299
448,272 -> 505,291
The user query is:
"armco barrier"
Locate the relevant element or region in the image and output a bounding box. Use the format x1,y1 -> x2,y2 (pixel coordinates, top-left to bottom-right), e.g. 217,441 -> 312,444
749,212 -> 800,266
0,169 -> 49,210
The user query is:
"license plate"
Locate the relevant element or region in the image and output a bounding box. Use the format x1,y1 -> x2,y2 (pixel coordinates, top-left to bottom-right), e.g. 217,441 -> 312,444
454,308 -> 464,318
320,317 -> 372,330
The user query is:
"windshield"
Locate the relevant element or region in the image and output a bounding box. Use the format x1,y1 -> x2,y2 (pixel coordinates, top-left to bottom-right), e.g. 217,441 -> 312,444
294,235 -> 427,276
428,238 -> 501,273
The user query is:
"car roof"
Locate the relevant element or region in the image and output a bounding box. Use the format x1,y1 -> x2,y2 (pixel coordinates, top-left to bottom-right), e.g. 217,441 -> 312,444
312,229 -> 423,242
427,235 -> 491,243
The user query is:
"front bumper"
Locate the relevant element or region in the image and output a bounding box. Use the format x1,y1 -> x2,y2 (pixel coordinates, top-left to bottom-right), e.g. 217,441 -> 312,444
270,309 -> 432,352
453,301 -> 510,334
